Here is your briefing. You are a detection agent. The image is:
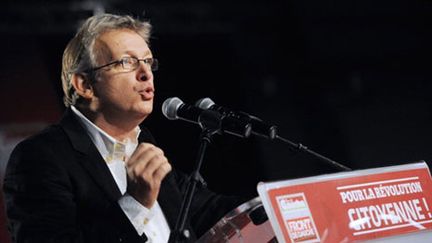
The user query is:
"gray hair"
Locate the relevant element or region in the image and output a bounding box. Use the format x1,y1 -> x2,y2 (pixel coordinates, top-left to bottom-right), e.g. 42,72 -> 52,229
61,13 -> 152,107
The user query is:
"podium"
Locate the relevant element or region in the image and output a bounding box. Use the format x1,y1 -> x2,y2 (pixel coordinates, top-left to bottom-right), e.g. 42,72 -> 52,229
200,162 -> 432,242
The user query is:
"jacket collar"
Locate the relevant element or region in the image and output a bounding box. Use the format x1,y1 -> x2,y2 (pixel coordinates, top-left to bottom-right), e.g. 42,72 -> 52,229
59,108 -> 123,201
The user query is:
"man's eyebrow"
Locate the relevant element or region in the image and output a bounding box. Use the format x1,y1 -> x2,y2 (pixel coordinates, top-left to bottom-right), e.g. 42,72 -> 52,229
123,50 -> 152,57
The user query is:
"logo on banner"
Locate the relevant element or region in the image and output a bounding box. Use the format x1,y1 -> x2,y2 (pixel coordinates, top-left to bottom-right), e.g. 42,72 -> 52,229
277,193 -> 320,243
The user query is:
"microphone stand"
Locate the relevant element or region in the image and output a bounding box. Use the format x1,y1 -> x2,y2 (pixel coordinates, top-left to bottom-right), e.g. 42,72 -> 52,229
275,134 -> 352,171
168,110 -> 222,243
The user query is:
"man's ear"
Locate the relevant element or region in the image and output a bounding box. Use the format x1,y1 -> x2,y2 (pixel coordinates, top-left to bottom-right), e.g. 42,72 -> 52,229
71,73 -> 94,100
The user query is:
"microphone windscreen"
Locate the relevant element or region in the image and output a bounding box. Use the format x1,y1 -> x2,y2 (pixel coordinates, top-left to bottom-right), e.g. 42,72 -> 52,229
195,97 -> 215,110
162,97 -> 183,120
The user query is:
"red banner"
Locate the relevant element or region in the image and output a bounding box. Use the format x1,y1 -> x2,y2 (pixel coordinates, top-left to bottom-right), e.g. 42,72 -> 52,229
259,162 -> 432,242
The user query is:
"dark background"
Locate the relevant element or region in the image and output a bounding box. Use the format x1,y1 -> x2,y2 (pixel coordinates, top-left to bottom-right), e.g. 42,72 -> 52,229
1,0 -> 432,215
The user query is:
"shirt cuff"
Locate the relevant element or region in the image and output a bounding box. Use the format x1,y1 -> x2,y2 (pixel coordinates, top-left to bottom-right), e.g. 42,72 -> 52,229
118,193 -> 155,235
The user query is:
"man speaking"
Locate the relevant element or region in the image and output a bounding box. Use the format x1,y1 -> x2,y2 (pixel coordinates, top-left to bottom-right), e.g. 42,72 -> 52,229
3,13 -> 242,243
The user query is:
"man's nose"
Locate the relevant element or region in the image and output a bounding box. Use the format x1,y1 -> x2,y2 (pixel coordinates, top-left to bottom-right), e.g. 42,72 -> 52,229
136,62 -> 153,81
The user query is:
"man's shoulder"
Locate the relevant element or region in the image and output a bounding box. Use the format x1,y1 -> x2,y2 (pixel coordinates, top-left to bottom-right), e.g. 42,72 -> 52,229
15,108 -> 79,151
4,123 -> 71,175
9,123 -> 70,162
19,124 -> 66,147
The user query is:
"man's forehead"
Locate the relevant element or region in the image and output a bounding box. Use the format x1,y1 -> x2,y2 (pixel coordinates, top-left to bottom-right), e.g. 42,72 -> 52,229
96,29 -> 150,56
98,29 -> 145,45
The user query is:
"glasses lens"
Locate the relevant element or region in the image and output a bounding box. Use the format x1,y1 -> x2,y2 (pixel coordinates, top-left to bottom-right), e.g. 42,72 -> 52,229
118,57 -> 159,71
121,57 -> 136,70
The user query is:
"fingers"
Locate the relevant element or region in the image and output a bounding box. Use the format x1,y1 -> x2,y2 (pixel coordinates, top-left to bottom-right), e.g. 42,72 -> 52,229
126,143 -> 171,183
127,143 -> 162,168
153,161 -> 172,182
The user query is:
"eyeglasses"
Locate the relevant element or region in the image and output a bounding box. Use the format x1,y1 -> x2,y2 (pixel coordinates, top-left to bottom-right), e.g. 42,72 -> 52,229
89,57 -> 159,72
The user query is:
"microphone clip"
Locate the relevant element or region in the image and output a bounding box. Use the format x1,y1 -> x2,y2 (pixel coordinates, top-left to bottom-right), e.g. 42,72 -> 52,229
197,109 -> 223,136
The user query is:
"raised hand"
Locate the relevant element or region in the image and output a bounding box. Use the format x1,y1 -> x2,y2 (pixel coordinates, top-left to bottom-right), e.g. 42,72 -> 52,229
125,143 -> 172,208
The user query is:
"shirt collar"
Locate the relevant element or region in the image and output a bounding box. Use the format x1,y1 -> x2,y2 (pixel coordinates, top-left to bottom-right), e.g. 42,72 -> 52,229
71,106 -> 141,163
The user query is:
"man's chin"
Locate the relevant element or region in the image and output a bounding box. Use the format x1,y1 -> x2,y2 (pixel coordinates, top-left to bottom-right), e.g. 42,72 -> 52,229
137,106 -> 153,119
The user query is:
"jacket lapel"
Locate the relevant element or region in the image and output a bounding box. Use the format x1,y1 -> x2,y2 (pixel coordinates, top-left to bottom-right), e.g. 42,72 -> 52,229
157,173 -> 183,229
60,108 -> 122,202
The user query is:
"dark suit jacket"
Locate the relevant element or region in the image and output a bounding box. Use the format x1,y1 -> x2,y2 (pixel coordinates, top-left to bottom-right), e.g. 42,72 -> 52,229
3,108 -> 243,243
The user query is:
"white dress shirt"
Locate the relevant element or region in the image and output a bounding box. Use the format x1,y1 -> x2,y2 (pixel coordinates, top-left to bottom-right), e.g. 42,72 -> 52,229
71,106 -> 171,243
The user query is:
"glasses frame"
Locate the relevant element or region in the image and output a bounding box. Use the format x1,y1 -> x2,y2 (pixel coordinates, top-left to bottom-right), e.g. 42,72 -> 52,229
88,57 -> 158,72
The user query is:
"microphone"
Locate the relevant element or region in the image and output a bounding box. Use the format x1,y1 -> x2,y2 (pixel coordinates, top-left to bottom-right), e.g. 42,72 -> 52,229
162,97 -> 252,138
195,98 -> 278,139
162,97 -> 203,124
